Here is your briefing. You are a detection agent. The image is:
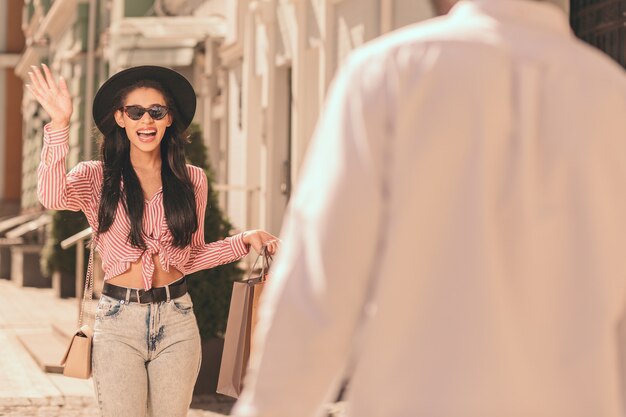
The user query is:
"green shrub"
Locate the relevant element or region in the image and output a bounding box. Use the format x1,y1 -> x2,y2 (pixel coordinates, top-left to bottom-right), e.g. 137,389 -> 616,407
41,210 -> 89,277
184,123 -> 243,339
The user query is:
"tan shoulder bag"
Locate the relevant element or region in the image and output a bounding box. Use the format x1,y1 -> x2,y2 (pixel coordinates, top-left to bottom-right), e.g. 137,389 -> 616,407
60,236 -> 96,379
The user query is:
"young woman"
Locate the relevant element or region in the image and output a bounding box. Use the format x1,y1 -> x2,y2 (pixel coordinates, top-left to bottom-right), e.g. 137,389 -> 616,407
28,64 -> 279,417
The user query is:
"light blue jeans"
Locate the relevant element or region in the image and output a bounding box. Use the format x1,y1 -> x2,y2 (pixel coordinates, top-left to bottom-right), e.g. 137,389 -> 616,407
92,291 -> 202,417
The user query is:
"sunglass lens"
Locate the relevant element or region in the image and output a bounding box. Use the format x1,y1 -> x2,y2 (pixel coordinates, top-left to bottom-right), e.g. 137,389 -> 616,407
148,106 -> 168,120
125,106 -> 145,120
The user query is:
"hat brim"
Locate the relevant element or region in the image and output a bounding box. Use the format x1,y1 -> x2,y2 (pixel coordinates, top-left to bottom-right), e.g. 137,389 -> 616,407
92,65 -> 196,134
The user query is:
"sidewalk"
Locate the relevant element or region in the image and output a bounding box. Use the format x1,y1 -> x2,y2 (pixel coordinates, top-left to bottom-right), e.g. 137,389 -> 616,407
0,279 -> 233,416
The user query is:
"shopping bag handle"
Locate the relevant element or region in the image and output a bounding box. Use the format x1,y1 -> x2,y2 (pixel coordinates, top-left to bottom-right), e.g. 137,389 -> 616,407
245,245 -> 273,283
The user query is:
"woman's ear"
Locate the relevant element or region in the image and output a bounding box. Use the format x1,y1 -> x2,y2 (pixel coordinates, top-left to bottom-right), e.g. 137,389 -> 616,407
114,109 -> 125,128
166,113 -> 172,127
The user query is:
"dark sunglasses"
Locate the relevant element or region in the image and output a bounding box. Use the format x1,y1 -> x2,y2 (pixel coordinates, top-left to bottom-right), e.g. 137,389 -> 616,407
120,105 -> 170,121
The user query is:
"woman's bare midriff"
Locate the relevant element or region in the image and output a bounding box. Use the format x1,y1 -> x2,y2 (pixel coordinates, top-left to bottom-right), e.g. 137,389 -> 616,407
106,253 -> 184,289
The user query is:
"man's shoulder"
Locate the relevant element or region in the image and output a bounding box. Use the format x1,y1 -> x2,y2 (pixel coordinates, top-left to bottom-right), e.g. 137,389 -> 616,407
348,16 -> 448,63
345,13 -> 485,79
567,39 -> 626,90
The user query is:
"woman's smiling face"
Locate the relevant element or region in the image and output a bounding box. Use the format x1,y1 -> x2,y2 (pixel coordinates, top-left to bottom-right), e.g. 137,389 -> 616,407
114,87 -> 172,155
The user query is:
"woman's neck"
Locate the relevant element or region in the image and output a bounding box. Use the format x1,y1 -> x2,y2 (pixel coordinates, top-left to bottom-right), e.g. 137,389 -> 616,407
130,148 -> 162,171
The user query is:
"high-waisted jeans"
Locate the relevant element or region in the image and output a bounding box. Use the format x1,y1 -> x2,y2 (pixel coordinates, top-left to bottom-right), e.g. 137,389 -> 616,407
91,291 -> 202,417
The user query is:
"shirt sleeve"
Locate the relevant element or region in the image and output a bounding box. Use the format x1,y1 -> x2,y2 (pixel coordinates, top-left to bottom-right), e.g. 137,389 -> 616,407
184,167 -> 250,274
37,124 -> 98,212
232,50 -> 393,417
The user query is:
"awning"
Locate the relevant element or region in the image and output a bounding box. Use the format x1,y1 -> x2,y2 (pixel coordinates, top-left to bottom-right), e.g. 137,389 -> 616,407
107,16 -> 225,71
5,214 -> 52,239
111,16 -> 225,40
0,213 -> 41,235
115,47 -> 196,68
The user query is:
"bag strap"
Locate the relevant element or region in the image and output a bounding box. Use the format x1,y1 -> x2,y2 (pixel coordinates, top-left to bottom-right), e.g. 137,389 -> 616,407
78,234 -> 96,328
245,245 -> 273,282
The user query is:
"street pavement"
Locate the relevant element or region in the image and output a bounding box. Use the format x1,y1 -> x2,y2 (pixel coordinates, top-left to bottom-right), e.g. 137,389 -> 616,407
0,279 -> 234,417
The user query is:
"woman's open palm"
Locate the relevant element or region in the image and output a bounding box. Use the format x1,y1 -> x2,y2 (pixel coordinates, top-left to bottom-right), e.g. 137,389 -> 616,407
26,64 -> 73,128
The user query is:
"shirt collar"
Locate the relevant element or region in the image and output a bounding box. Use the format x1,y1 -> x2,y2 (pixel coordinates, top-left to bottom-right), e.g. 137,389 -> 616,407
449,0 -> 573,38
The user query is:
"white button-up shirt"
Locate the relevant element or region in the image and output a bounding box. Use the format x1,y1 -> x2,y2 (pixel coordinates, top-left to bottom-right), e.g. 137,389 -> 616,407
233,1 -> 626,416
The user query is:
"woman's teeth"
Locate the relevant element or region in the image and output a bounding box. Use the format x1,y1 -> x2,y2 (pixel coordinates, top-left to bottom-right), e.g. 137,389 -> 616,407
137,130 -> 157,141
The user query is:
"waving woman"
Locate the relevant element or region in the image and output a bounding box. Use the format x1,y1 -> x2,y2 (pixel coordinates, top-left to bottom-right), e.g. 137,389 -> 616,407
28,64 -> 278,417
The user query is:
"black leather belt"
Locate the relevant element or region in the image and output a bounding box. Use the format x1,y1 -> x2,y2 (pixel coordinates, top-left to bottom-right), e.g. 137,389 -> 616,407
102,277 -> 188,304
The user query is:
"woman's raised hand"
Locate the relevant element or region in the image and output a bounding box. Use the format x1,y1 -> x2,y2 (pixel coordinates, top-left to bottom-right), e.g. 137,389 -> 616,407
26,64 -> 73,131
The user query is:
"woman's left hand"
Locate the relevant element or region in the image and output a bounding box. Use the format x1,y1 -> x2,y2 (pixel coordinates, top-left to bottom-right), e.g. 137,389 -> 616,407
242,230 -> 280,255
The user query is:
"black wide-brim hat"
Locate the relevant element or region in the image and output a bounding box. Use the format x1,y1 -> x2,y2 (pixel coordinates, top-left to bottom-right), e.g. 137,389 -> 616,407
92,65 -> 196,134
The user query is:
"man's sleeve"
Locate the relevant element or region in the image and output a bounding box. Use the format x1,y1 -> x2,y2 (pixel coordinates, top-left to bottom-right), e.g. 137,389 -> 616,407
232,50 -> 395,417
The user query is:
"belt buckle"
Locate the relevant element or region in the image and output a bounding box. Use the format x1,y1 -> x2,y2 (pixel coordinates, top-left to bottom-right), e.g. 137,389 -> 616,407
136,289 -> 153,305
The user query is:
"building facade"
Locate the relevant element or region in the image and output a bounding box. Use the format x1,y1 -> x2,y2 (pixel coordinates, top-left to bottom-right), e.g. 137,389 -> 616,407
0,0 -> 25,218
211,0 -> 435,235
17,0 -> 92,211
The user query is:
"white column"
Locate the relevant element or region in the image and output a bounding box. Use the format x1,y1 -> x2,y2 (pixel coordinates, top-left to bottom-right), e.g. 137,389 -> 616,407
258,0 -> 291,235
216,68 -> 229,210
290,0 -> 320,184
222,0 -> 249,230
108,0 -> 126,74
320,0 -> 335,96
241,2 -> 263,231
83,0 -> 96,160
198,39 -> 219,164
226,65 -> 247,229
381,0 -> 393,34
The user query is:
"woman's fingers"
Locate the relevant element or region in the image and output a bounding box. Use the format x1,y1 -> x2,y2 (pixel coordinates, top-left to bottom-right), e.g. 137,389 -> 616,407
42,64 -> 60,94
58,75 -> 70,97
27,69 -> 51,103
30,65 -> 49,91
27,74 -> 54,111
26,79 -> 49,109
263,238 -> 280,255
25,84 -> 39,100
244,230 -> 280,255
27,71 -> 43,95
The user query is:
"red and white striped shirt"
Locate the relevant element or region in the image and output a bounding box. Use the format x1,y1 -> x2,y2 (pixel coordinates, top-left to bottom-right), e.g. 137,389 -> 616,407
38,124 -> 249,290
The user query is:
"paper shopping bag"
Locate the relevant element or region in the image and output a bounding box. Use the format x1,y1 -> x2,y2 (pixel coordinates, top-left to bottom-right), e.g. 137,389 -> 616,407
216,278 -> 264,398
217,249 -> 271,398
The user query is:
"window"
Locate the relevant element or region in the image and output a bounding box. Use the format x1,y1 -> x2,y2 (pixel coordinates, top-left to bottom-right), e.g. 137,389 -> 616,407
570,0 -> 626,68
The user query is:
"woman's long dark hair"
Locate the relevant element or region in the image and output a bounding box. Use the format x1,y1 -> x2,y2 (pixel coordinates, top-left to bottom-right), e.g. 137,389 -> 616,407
96,80 -> 197,249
